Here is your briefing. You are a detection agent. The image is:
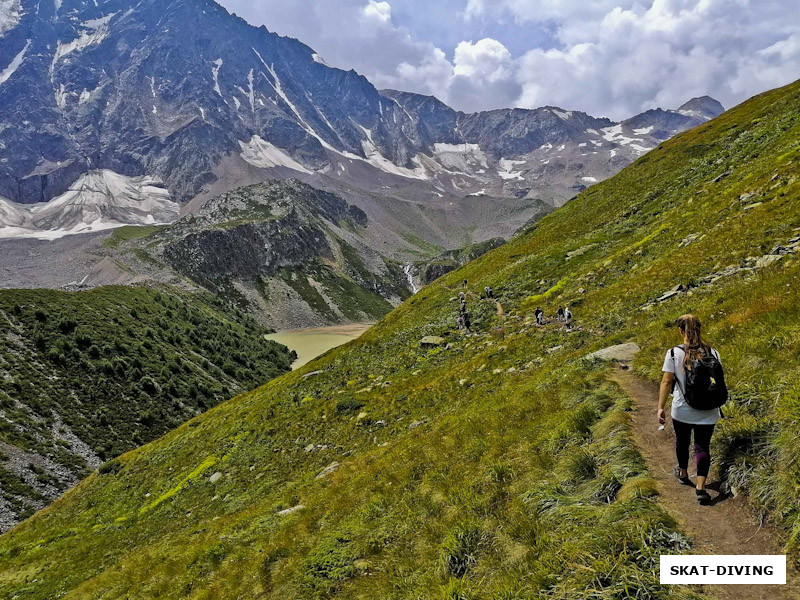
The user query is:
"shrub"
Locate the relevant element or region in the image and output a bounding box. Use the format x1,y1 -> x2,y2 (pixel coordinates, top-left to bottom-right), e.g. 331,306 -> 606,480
98,459 -> 123,475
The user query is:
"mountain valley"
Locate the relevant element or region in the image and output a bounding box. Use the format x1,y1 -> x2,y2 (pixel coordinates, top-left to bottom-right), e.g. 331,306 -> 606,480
1,68 -> 797,599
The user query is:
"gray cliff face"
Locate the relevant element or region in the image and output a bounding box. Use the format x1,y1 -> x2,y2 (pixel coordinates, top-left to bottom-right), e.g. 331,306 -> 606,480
130,180 -> 409,328
0,0 -> 724,220
417,237 -> 507,285
163,217 -> 333,284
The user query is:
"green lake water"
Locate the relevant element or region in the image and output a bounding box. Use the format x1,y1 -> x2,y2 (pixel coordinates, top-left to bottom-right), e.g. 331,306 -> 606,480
265,323 -> 373,370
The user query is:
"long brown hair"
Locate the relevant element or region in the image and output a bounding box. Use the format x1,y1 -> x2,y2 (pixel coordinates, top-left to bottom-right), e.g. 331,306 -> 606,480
677,314 -> 710,364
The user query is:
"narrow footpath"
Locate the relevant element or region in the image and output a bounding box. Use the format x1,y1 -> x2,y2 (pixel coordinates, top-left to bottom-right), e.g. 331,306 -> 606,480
611,367 -> 798,600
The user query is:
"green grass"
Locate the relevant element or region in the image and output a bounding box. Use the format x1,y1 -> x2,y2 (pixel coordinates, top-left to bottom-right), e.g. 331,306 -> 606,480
103,225 -> 168,249
2,78 -> 800,599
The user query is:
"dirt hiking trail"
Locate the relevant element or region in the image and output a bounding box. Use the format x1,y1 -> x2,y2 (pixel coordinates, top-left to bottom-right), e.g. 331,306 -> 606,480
611,367 -> 798,600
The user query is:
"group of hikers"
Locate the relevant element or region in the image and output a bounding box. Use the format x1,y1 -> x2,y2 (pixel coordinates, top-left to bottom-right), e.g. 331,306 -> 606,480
534,305 -> 572,327
455,280 -> 725,506
456,286 -> 472,334
454,279 -> 574,334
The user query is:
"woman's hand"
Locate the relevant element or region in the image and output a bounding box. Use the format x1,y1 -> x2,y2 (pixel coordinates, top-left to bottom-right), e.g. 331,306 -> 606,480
657,408 -> 666,425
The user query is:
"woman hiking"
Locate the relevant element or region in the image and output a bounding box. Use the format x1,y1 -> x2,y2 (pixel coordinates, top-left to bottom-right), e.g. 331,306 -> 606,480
657,314 -> 725,505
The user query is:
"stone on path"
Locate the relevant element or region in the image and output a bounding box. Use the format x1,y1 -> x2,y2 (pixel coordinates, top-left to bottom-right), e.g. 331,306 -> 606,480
584,342 -> 641,363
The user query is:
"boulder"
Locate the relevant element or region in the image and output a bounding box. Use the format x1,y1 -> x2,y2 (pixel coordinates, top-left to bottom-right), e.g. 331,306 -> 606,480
680,233 -> 701,247
756,254 -> 783,269
566,244 -> 597,259
209,472 -> 223,484
420,336 -> 446,348
584,342 -> 641,363
277,504 -> 305,516
656,290 -> 679,302
315,462 -> 340,479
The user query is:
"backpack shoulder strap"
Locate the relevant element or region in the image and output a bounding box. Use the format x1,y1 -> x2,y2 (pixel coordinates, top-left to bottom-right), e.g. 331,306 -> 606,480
670,346 -> 685,395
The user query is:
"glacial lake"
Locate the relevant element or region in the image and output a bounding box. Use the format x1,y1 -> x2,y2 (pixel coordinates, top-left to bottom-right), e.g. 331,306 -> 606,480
265,323 -> 374,370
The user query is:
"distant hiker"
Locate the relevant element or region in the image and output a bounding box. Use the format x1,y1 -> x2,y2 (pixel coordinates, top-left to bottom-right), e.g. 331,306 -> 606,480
556,307 -> 565,321
564,307 -> 572,328
657,314 -> 728,506
484,286 -> 494,299
457,311 -> 472,334
462,279 -> 468,289
535,307 -> 544,325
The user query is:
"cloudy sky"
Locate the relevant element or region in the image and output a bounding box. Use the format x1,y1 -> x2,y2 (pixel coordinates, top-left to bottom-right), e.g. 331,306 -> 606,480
218,0 -> 800,119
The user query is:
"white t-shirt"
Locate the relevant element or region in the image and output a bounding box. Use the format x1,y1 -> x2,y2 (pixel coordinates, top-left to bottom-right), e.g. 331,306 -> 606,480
662,346 -> 722,425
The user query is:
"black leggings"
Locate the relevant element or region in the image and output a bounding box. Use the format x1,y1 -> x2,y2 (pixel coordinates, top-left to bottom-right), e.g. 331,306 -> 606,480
673,419 -> 715,478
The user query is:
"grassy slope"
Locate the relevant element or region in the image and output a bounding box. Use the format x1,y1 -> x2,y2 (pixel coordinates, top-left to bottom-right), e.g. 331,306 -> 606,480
0,286 -> 293,523
1,79 -> 800,599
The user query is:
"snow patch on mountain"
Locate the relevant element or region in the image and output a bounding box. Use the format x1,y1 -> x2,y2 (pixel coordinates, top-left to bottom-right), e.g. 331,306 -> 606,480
358,126 -> 427,180
247,69 -> 255,112
311,53 -> 328,66
551,109 -> 573,120
0,0 -> 21,37
600,124 -> 653,154
432,143 -> 488,173
0,38 -> 29,85
211,58 -> 223,96
0,171 -> 178,240
51,26 -> 110,73
497,158 -> 525,180
0,194 -> 28,227
239,136 -> 312,174
82,13 -> 116,30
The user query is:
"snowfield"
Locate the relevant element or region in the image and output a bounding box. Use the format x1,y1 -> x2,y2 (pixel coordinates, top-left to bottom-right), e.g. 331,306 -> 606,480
0,171 -> 179,240
0,38 -> 29,85
0,0 -> 22,37
239,136 -> 312,173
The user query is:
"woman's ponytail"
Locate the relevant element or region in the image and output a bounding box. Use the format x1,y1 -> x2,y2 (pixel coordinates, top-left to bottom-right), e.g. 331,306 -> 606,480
677,314 -> 709,364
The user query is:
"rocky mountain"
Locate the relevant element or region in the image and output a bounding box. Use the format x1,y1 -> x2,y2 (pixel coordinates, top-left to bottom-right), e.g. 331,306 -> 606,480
0,0 -> 722,242
112,180 -> 412,328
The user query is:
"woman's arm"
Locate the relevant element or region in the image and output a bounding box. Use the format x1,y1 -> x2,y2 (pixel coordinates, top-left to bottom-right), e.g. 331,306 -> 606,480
658,372 -> 674,424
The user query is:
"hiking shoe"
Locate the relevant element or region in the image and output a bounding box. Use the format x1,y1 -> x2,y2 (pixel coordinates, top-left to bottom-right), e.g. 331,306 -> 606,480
696,489 -> 712,505
674,466 -> 693,487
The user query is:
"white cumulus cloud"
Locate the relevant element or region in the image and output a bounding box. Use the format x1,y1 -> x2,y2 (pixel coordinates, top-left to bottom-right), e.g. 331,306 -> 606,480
218,0 -> 800,118
362,0 -> 392,23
